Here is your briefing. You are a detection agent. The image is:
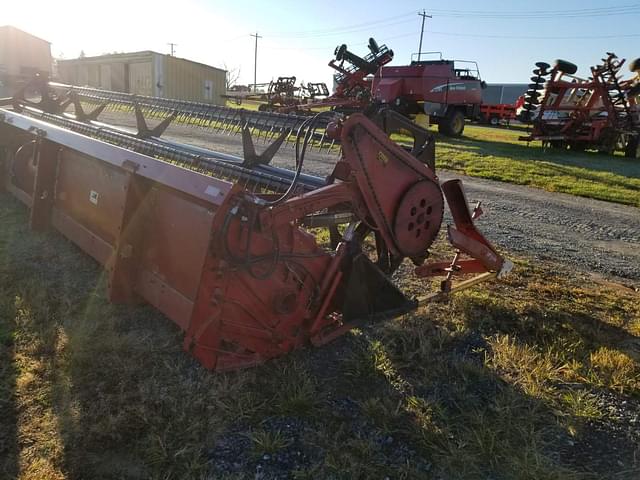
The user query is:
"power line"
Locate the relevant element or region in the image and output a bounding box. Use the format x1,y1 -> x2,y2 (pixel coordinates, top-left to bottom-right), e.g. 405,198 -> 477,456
264,12 -> 416,38
262,4 -> 640,40
238,4 -> 640,45
267,18 -> 416,39
264,11 -> 414,36
428,3 -> 639,14
426,5 -> 640,19
263,28 -> 640,52
427,30 -> 640,40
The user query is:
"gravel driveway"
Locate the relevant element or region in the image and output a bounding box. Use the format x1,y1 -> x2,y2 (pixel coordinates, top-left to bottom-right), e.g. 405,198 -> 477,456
100,112 -> 640,286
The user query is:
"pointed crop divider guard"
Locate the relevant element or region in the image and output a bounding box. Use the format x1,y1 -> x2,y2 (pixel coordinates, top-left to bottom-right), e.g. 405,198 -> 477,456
70,92 -> 106,122
241,112 -> 289,168
134,103 -> 177,139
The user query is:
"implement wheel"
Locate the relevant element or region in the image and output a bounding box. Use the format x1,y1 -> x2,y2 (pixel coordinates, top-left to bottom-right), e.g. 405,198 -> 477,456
627,83 -> 640,98
438,109 -> 465,137
554,59 -> 578,75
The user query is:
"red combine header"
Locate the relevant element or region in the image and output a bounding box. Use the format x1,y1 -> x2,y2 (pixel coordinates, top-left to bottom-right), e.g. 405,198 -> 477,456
0,76 -> 512,371
519,54 -> 640,156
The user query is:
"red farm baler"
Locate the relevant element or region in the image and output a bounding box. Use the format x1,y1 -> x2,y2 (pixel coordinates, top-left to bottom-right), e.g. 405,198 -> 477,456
372,53 -> 484,136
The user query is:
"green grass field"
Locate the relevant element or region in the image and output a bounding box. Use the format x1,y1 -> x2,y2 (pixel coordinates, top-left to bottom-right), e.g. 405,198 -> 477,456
1,194 -> 639,479
223,99 -> 640,208
414,124 -> 640,208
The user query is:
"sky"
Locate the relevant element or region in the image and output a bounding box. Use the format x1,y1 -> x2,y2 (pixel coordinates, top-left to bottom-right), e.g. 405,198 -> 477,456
3,0 -> 640,87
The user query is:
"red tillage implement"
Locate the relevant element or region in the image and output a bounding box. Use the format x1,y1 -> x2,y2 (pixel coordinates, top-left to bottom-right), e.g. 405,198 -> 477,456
479,103 -> 517,126
519,54 -> 640,156
0,79 -> 511,371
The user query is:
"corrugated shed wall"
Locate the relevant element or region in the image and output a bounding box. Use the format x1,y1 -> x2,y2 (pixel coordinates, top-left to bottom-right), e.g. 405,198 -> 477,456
159,54 -> 225,105
57,52 -> 225,104
58,52 -> 154,93
0,26 -> 51,77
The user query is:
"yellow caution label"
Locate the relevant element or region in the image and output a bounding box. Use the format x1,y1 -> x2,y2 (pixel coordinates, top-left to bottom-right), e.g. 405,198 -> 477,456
415,114 -> 430,128
376,151 -> 389,166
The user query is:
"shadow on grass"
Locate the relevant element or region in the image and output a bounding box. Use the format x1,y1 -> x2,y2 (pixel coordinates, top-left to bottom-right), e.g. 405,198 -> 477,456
296,328 -> 576,479
0,302 -> 18,479
438,129 -> 640,181
0,193 -> 262,479
1,191 -> 638,479
0,194 -> 173,479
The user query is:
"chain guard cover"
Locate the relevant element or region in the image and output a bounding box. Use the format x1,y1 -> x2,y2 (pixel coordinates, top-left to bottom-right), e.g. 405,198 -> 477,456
341,113 -> 444,258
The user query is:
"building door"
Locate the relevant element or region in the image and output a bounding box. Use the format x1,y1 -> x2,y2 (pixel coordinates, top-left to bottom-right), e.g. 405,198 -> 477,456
100,64 -> 111,90
203,79 -> 213,101
129,62 -> 152,95
78,66 -> 89,86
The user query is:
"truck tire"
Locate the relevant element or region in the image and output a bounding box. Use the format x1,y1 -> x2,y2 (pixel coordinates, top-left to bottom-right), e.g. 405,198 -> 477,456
549,140 -> 566,149
392,96 -> 410,116
627,83 -> 640,98
438,109 -> 465,137
568,141 -> 587,152
625,136 -> 640,158
489,116 -> 499,126
554,59 -> 578,75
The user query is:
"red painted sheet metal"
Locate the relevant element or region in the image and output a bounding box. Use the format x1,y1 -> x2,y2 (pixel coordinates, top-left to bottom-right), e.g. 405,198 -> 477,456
136,269 -> 195,330
51,208 -> 114,266
137,185 -> 216,303
55,149 -> 131,246
0,113 -> 223,336
0,109 -> 233,206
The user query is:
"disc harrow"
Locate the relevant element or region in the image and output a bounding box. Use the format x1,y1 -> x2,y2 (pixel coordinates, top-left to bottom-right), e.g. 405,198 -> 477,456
518,53 -> 640,156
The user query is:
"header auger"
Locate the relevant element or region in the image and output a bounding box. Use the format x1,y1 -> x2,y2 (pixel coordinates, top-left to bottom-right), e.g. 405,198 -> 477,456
0,76 -> 511,371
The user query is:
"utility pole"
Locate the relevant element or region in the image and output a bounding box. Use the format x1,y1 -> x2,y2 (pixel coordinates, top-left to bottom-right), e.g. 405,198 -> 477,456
167,43 -> 177,56
417,10 -> 432,61
250,32 -> 262,92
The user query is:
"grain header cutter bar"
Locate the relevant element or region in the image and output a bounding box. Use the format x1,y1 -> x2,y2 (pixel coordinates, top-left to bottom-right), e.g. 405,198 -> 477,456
518,54 -> 640,156
0,78 -> 512,371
